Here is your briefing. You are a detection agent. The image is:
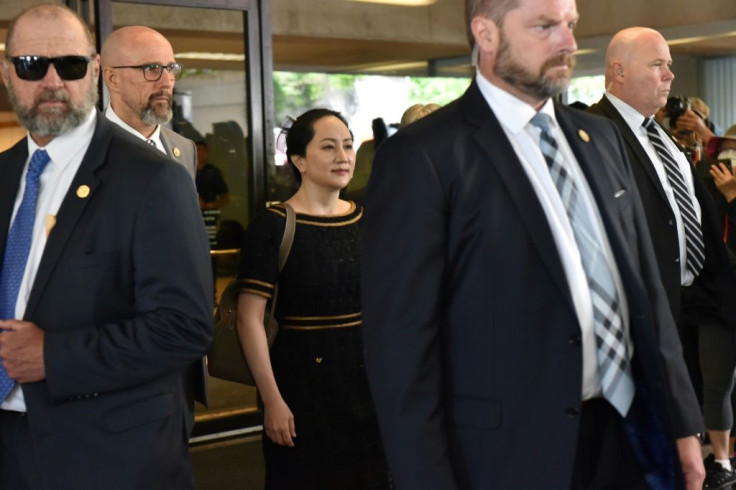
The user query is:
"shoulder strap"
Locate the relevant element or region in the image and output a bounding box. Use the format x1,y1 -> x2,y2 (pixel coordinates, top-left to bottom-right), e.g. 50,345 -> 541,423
267,203 -> 296,327
278,203 -> 296,271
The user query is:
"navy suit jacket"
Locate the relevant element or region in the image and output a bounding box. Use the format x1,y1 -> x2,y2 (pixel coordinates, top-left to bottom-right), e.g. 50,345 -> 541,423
0,113 -> 213,489
362,82 -> 701,489
588,95 -> 736,327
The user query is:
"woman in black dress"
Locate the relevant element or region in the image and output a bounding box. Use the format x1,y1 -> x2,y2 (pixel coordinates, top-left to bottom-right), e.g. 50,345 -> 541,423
236,109 -> 390,489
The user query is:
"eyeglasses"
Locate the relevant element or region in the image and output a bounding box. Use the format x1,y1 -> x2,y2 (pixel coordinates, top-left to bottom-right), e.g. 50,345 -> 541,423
7,55 -> 91,81
111,63 -> 183,81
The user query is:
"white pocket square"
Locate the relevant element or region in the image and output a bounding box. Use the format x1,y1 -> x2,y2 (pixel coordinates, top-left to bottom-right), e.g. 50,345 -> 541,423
614,189 -> 626,198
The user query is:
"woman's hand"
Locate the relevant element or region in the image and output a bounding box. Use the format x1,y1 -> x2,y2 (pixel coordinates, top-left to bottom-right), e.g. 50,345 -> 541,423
710,162 -> 736,203
236,292 -> 295,446
263,396 -> 297,447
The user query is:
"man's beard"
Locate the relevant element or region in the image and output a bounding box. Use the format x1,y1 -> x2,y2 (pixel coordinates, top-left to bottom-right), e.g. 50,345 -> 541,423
494,34 -> 576,100
6,79 -> 97,136
140,90 -> 173,126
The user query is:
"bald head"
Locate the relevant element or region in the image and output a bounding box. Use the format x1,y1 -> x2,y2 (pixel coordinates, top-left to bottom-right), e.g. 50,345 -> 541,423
6,4 -> 94,56
605,27 -> 674,117
101,26 -> 173,68
101,26 -> 178,136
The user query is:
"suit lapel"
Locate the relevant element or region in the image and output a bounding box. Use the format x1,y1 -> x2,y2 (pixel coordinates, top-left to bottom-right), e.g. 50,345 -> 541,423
24,114 -> 111,317
159,128 -> 172,157
461,84 -> 573,308
556,103 -> 617,205
0,140 -> 29,261
556,103 -> 641,286
598,96 -> 670,204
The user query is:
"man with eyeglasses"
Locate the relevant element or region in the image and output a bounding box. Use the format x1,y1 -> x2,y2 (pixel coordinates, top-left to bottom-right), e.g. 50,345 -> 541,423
0,5 -> 212,489
101,26 -> 197,181
102,26 -> 209,435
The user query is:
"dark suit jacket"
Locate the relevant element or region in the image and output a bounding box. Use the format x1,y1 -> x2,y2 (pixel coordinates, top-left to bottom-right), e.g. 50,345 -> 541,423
0,114 -> 213,489
362,82 -> 701,490
588,95 -> 736,327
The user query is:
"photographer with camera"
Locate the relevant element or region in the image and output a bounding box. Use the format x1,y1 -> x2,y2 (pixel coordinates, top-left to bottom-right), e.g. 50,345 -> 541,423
707,126 -> 736,249
667,96 -> 717,162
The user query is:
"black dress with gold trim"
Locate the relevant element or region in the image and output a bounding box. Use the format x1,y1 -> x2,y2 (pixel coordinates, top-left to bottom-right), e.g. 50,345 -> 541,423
237,202 -> 389,490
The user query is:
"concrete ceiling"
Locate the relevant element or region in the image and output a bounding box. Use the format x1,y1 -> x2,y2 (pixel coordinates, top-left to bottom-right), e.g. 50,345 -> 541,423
0,0 -> 734,77
141,0 -> 736,77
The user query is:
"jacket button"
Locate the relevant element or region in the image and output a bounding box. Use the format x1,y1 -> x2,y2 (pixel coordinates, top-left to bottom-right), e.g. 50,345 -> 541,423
668,219 -> 674,226
566,407 -> 580,418
674,257 -> 680,263
568,334 -> 581,346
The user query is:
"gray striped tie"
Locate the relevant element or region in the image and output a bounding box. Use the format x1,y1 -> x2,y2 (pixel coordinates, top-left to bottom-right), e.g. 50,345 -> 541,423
642,117 -> 705,276
530,113 -> 634,416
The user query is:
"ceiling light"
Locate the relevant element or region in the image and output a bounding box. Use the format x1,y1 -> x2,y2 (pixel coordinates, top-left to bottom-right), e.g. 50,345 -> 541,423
175,52 -> 245,62
349,0 -> 436,6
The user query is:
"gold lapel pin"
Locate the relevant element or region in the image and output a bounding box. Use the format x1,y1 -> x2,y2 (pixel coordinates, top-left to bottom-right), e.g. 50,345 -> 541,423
76,185 -> 90,198
45,215 -> 56,237
172,147 -> 181,157
578,129 -> 590,143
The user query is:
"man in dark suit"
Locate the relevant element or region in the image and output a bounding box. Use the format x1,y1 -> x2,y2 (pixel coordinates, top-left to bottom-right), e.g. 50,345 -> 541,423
0,5 -> 212,489
101,26 -> 197,181
101,24 -> 208,430
362,1 -> 704,489
588,26 -> 736,488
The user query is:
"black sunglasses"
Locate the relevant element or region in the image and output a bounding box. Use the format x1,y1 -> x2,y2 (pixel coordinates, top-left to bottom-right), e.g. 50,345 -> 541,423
111,63 -> 183,82
8,55 -> 91,81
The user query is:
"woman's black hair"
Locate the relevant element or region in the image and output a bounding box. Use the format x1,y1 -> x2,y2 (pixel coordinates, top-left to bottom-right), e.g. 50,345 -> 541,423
285,108 -> 352,184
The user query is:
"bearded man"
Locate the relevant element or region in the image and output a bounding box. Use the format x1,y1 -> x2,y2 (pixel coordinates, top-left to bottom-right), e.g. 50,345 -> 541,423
361,0 -> 704,488
101,26 -> 197,180
0,5 -> 212,489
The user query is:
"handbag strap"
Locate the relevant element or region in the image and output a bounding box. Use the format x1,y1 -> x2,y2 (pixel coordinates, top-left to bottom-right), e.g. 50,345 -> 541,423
278,203 -> 296,272
268,203 -> 297,325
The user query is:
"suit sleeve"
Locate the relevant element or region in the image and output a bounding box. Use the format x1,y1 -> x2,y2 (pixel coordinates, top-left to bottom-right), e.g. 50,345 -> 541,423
362,133 -> 459,490
43,162 -> 214,402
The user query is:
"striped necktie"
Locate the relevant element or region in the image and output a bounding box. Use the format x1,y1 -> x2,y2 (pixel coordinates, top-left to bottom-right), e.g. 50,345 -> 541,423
0,149 -> 51,401
530,113 -> 634,416
642,117 -> 705,277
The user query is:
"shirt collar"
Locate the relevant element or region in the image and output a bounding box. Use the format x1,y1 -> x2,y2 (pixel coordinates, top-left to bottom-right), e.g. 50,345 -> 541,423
475,71 -> 557,134
27,108 -> 96,170
605,92 -> 649,135
104,104 -> 162,144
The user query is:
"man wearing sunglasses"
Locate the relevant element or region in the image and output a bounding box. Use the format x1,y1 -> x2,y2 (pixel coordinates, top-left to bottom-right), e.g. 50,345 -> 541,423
101,26 -> 197,181
0,5 -> 213,490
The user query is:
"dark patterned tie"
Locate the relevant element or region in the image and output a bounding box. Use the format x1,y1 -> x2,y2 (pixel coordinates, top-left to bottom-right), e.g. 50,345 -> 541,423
642,117 -> 705,276
530,113 -> 634,416
0,149 -> 51,401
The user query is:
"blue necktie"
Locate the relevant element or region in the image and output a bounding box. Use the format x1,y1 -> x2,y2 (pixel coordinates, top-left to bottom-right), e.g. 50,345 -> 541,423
530,114 -> 635,417
0,149 -> 51,401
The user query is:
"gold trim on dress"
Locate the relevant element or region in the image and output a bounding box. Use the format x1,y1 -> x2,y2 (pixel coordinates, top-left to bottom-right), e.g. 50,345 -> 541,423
238,288 -> 272,299
280,312 -> 361,321
267,203 -> 362,227
281,320 -> 362,330
240,278 -> 274,289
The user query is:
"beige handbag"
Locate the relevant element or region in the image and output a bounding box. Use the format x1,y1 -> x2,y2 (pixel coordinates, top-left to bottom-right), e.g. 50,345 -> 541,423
207,203 -> 296,385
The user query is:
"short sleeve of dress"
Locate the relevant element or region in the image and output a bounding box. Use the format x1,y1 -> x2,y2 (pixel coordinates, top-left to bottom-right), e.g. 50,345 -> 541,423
236,206 -> 285,299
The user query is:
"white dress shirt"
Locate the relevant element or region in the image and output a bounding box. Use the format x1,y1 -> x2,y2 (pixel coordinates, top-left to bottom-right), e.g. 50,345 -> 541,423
105,105 -> 166,155
476,73 -> 630,401
605,92 -> 701,286
2,109 -> 97,412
